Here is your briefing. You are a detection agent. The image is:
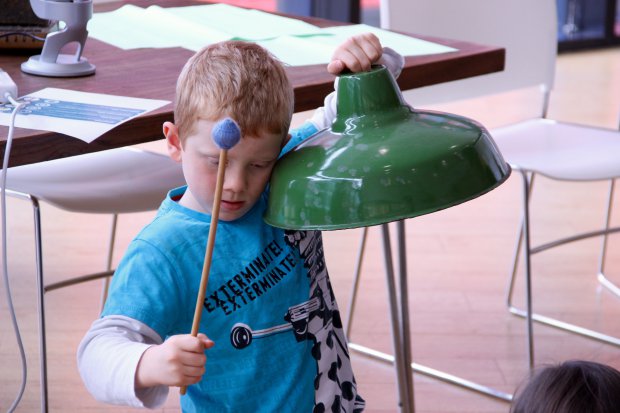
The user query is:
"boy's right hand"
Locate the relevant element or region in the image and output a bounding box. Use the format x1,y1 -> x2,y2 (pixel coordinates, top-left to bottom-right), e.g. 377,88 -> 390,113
135,333 -> 214,388
327,33 -> 383,75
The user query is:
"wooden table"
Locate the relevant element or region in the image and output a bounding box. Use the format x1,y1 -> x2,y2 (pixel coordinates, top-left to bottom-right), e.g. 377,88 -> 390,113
0,0 -> 504,167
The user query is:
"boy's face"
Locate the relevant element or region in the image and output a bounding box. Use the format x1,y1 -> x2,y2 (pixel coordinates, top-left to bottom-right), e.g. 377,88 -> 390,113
165,119 -> 284,221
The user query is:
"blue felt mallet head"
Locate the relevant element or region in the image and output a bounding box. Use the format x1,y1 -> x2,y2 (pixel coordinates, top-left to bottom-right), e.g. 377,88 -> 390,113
212,118 -> 241,150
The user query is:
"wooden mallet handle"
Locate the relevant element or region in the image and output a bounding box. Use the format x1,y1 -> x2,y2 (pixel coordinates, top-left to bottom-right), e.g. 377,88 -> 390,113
180,118 -> 241,395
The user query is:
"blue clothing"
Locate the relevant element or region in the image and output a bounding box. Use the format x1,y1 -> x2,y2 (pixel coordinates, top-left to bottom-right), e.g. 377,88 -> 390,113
102,122 -> 364,412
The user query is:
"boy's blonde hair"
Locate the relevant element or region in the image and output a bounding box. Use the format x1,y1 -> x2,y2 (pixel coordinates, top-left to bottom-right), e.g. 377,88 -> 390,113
174,41 -> 294,143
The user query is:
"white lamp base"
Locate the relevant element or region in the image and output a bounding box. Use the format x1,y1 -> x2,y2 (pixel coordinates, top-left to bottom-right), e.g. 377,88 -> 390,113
21,54 -> 96,78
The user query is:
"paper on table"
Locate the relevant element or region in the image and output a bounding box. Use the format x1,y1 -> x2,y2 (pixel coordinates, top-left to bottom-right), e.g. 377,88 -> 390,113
87,4 -> 456,62
88,3 -> 324,51
259,24 -> 456,67
87,4 -> 231,50
0,88 -> 170,143
257,36 -> 334,66
164,4 -> 324,41
315,24 -> 456,56
87,4 -> 178,50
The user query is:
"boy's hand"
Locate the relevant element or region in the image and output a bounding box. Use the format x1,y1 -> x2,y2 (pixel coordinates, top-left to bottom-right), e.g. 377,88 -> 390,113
327,33 -> 383,75
135,333 -> 214,388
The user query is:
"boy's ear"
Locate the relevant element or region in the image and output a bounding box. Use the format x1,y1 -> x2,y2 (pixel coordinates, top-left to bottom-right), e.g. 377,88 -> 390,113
163,121 -> 182,162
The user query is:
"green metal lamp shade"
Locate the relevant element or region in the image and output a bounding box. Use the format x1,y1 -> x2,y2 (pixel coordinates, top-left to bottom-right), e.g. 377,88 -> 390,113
265,66 -> 511,230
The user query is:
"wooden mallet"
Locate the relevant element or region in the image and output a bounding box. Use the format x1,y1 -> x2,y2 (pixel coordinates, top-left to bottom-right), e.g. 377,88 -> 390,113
180,117 -> 241,395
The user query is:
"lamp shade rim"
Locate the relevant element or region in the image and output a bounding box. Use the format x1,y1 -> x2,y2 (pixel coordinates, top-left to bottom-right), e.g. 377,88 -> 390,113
264,164 -> 511,231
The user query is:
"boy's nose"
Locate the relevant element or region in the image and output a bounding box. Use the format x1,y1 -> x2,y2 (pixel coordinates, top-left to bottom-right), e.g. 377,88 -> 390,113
223,166 -> 246,193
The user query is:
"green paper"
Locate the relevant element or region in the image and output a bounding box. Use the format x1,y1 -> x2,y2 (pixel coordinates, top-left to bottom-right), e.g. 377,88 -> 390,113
88,4 -> 457,65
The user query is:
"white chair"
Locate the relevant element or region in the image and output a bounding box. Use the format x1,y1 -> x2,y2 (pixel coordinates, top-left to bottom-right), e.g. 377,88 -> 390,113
356,0 -> 620,369
5,147 -> 185,412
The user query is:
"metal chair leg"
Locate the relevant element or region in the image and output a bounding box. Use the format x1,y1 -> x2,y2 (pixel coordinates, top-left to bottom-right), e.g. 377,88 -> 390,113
345,227 -> 368,338
505,173 -> 535,318
32,196 -> 49,413
5,190 -> 49,411
597,179 -> 620,297
100,214 -> 118,311
381,222 -> 414,412
348,223 -> 414,411
506,174 -> 620,355
520,171 -> 535,371
7,190 -> 123,412
347,221 -> 513,410
396,221 -> 415,410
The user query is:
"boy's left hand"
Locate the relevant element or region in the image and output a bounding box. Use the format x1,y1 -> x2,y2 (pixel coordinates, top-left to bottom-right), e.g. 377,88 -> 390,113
327,33 -> 383,75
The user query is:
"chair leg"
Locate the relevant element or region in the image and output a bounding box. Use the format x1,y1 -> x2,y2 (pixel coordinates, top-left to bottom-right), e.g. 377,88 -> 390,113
100,214 -> 118,311
31,197 -> 49,413
8,195 -> 125,411
347,222 -> 513,406
597,179 -> 620,297
381,222 -> 414,412
506,174 -> 620,356
396,220 -> 415,410
505,173 -> 535,315
6,190 -> 49,411
345,227 -> 368,338
520,171 -> 535,371
347,224 -> 415,411
504,171 -> 536,370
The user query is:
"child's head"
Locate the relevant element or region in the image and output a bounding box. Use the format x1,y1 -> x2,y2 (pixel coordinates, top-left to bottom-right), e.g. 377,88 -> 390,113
164,41 -> 295,220
510,360 -> 620,413
174,40 -> 293,144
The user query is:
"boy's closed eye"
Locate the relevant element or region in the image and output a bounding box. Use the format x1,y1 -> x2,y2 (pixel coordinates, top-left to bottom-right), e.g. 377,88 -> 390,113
250,161 -> 274,169
205,156 -> 275,169
206,156 -> 221,167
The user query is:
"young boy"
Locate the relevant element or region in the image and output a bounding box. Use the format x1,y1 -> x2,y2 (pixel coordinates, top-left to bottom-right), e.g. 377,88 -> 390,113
78,34 -> 402,412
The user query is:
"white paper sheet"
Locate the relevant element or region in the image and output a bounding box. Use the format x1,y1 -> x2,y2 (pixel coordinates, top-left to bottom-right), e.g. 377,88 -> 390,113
0,88 -> 170,143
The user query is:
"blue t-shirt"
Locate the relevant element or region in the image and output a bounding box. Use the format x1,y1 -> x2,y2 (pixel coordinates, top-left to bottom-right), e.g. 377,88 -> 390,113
102,122 -> 365,412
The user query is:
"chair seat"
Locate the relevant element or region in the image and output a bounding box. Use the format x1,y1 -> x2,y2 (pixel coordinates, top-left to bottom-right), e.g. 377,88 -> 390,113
6,148 -> 185,214
492,118 -> 620,181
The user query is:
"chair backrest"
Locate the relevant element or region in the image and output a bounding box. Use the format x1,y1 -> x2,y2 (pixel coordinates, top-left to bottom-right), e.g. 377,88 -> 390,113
380,0 -> 558,107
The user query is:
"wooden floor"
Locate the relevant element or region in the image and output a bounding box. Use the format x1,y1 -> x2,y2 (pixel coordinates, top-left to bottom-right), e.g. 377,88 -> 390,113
1,47 -> 620,412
